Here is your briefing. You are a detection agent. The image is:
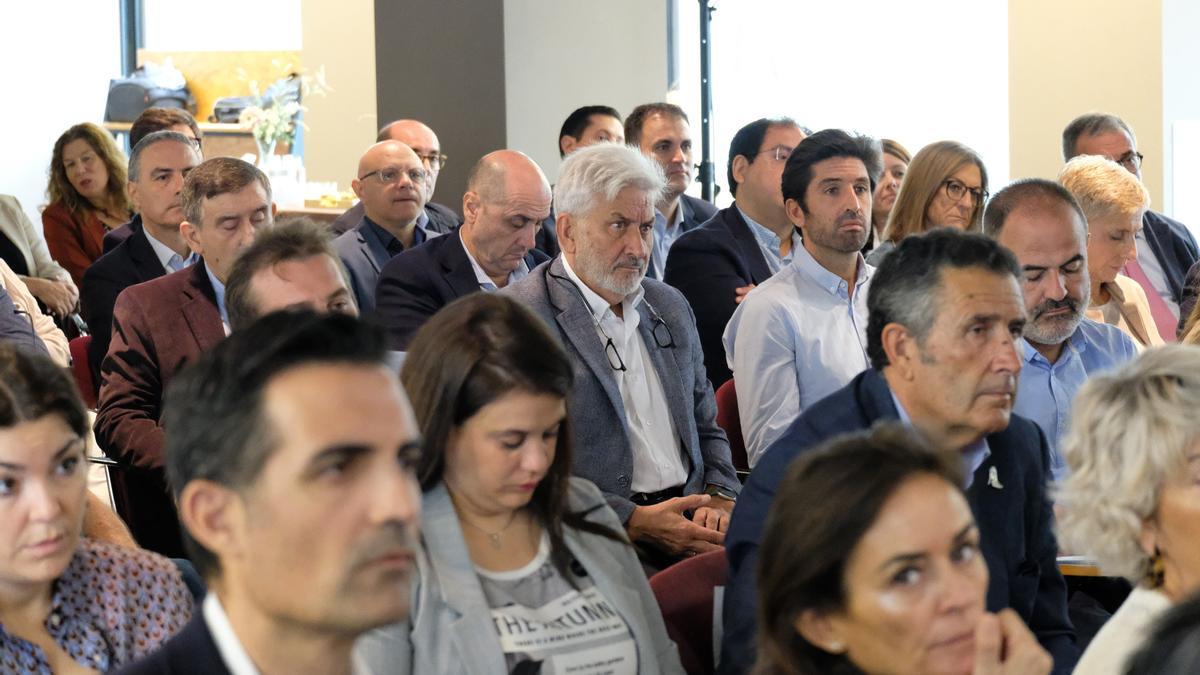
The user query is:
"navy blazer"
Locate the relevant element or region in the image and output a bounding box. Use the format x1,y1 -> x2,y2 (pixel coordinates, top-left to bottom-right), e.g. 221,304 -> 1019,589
718,368 -> 1077,675
375,229 -> 548,350
114,613 -> 230,675
647,194 -> 717,280
663,205 -> 781,387
332,217 -> 445,315
82,218 -> 170,386
329,200 -> 461,236
1141,209 -> 1198,317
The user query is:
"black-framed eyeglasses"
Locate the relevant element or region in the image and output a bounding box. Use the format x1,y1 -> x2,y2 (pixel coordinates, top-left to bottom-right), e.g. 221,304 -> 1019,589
596,305 -> 675,372
1116,151 -> 1144,173
415,152 -> 448,171
941,178 -> 988,205
755,145 -> 794,162
359,166 -> 429,186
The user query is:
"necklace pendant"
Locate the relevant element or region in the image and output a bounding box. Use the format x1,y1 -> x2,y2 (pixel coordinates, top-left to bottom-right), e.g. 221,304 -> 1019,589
488,533 -> 502,549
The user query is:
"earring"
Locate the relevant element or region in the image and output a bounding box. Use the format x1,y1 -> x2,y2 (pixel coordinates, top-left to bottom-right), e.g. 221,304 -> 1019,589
1146,548 -> 1165,589
826,641 -> 845,653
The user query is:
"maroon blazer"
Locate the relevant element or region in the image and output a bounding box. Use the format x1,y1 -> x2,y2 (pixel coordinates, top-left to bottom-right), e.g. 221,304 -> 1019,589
94,262 -> 225,557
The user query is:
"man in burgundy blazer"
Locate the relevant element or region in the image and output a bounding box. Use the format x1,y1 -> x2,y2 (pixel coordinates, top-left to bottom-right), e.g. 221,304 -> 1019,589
94,157 -> 273,557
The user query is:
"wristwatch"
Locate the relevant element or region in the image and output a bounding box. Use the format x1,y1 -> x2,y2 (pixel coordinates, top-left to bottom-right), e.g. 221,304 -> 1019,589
705,484 -> 737,501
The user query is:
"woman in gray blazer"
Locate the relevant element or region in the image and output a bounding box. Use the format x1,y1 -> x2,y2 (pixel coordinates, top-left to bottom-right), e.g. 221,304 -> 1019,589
357,292 -> 683,674
0,194 -> 78,316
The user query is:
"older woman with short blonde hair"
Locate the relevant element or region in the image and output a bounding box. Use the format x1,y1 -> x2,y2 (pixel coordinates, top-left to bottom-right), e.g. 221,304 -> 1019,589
1057,345 -> 1200,673
1058,155 -> 1162,347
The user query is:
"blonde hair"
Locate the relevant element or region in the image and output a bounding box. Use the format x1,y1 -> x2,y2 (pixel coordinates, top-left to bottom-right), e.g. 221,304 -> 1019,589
882,140 -> 987,243
1057,345 -> 1200,581
1058,155 -> 1150,224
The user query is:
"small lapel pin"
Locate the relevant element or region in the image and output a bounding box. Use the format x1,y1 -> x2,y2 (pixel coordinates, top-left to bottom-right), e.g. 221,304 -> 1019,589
987,466 -> 1004,490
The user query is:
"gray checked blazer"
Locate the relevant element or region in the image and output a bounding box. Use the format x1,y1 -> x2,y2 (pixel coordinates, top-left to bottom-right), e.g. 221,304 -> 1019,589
503,257 -> 740,523
354,478 -> 685,674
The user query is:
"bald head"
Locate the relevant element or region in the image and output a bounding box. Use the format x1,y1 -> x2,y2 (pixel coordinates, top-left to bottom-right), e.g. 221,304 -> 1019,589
460,150 -> 552,288
378,119 -> 442,198
352,141 -> 428,234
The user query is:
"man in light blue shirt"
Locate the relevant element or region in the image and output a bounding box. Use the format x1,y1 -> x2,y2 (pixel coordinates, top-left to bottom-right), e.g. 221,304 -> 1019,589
984,179 -> 1137,480
724,129 -> 881,466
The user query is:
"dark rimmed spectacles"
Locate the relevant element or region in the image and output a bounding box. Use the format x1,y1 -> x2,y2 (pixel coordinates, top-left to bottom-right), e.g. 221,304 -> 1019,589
1115,151 -> 1144,173
415,152 -> 448,171
942,179 -> 988,205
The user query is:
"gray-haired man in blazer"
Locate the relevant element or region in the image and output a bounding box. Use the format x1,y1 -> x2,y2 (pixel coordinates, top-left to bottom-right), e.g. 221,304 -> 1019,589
506,142 -> 740,568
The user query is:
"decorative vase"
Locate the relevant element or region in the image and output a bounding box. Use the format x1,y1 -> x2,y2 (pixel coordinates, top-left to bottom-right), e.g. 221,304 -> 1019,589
255,136 -> 277,165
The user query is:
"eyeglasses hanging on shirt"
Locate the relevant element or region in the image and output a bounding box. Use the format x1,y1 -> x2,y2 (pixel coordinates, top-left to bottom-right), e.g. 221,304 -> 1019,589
551,271 -> 675,371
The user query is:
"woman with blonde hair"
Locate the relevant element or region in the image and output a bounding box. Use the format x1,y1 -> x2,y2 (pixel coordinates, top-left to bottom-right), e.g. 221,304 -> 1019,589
1057,344 -> 1200,673
42,122 -> 133,286
863,139 -> 911,254
1059,154 -> 1163,348
866,140 -> 988,265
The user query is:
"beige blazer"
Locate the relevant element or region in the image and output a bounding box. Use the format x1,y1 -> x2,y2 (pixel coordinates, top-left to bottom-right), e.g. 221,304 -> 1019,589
0,259 -> 68,366
1086,275 -> 1164,349
0,194 -> 73,285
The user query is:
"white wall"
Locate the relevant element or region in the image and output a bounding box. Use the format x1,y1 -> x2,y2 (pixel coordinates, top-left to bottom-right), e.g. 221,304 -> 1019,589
0,1 -> 121,227
503,0 -> 669,182
1163,0 -> 1200,224
145,0 -> 301,51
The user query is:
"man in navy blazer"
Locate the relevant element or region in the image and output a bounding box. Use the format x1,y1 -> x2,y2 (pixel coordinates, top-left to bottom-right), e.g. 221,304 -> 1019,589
375,150 -> 551,349
664,118 -> 806,387
334,141 -> 443,314
625,103 -> 717,279
1063,113 -> 1199,332
718,230 -> 1077,674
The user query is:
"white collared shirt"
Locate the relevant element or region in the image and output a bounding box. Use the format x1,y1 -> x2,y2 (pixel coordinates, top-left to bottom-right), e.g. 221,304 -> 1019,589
724,244 -> 873,466
1134,228 -> 1180,317
651,204 -> 686,279
560,256 -> 688,493
203,593 -> 376,675
460,230 -> 529,291
143,227 -> 197,273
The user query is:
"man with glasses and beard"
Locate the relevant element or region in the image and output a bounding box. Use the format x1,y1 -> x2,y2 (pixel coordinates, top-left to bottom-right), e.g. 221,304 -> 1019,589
983,179 -> 1136,480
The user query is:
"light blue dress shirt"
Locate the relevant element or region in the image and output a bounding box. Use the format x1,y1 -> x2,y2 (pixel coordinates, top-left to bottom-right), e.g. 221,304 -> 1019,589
890,391 -> 990,489
737,205 -> 800,275
1013,317 -> 1138,481
203,262 -> 229,330
724,244 -> 873,466
651,206 -> 685,279
143,228 -> 198,273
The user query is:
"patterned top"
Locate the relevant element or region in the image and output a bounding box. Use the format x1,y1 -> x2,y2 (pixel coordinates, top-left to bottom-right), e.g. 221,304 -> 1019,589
0,538 -> 193,674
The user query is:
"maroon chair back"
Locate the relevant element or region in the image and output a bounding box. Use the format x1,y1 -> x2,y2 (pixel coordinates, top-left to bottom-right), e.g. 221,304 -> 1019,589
68,335 -> 98,409
649,549 -> 728,675
715,379 -> 748,473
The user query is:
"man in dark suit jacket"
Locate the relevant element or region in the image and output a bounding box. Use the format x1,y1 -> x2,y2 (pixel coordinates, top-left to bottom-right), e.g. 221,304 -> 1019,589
718,230 -> 1077,674
333,141 -> 443,314
624,102 -> 717,279
664,118 -> 806,387
83,131 -> 201,387
95,157 -> 274,557
375,149 -> 552,349
116,313 -> 421,675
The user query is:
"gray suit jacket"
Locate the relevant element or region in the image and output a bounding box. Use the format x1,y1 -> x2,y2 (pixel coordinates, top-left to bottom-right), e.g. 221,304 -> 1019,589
355,478 -> 685,674
504,258 -> 740,522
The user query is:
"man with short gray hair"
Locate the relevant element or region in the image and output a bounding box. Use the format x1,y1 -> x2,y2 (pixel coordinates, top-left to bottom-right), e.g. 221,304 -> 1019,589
505,143 -> 740,570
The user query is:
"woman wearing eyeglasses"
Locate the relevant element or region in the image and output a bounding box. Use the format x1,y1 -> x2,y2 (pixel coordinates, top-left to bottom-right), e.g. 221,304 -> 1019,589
356,292 -> 684,674
866,141 -> 989,265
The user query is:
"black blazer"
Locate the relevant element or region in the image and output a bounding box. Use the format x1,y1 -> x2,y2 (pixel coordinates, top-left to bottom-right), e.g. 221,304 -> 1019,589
329,200 -> 462,236
718,368 -> 1078,675
81,218 -> 169,387
114,613 -> 230,675
375,229 -> 549,350
663,205 -> 782,387
1142,209 -> 1198,309
646,194 -> 717,280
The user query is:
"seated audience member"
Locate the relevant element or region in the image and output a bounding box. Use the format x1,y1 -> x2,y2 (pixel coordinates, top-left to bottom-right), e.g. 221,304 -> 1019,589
0,194 -> 77,317
82,131 -> 202,386
1063,113 -> 1198,332
983,179 -> 1137,479
334,141 -> 435,314
1057,155 -> 1164,346
863,138 -> 910,254
506,143 -> 739,569
537,105 -> 627,257
755,425 -> 1051,675
117,311 -> 421,675
719,229 -> 1077,674
331,119 -> 461,236
1056,345 -> 1200,674
0,344 -> 192,672
104,108 -> 204,253
357,293 -> 683,673
0,286 -> 47,356
0,258 -> 67,365
1122,592 -> 1200,675
867,140 -> 988,265
664,117 -> 807,388
376,150 -> 551,349
625,102 -> 717,278
723,130 -> 878,466
42,122 -> 134,285
227,218 -> 357,331
94,157 -> 273,557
